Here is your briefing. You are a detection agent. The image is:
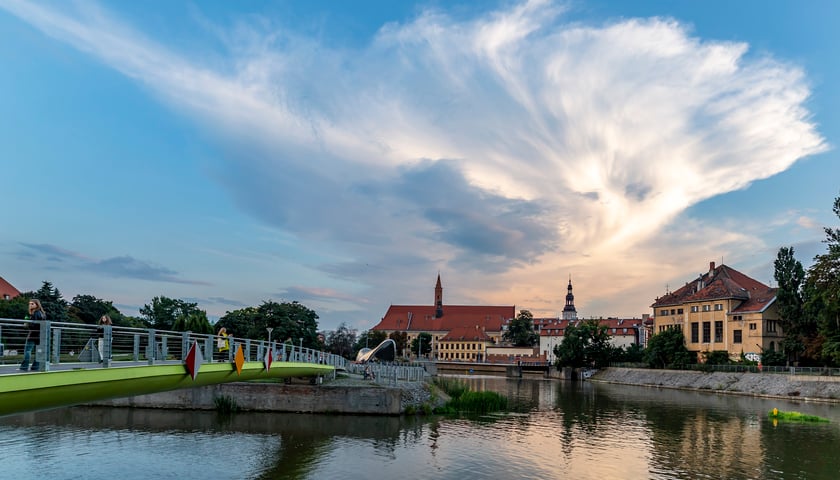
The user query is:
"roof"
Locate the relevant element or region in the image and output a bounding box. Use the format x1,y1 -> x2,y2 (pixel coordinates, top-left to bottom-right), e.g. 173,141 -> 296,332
440,325 -> 492,342
651,263 -> 775,312
0,276 -> 21,300
372,304 -> 515,332
537,317 -> 642,337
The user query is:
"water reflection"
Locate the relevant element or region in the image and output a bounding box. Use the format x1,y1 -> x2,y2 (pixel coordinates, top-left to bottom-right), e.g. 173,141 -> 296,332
1,377 -> 838,479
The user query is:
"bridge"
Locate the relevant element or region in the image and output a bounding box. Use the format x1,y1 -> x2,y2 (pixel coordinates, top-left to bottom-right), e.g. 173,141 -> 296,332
0,318 -> 341,417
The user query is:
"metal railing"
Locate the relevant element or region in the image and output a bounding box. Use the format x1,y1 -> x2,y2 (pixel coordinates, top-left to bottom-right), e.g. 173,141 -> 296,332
0,318 -> 347,373
609,362 -> 840,376
347,361 -> 429,385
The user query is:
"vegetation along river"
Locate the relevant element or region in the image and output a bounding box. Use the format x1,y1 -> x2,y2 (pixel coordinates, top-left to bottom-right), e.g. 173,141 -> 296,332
1,376 -> 839,479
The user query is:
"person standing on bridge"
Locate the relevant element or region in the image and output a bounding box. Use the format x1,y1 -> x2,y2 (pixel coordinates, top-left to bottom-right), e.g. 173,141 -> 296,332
97,315 -> 113,362
19,299 -> 45,371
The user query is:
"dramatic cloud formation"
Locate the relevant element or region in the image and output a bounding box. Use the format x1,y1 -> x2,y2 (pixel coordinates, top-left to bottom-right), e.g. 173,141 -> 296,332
0,0 -> 827,324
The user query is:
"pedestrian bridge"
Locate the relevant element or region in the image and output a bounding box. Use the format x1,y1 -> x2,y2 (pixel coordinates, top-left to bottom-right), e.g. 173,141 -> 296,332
0,318 -> 341,417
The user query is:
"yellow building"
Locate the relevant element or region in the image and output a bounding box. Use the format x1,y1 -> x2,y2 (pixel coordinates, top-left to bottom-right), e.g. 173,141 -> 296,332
651,262 -> 781,361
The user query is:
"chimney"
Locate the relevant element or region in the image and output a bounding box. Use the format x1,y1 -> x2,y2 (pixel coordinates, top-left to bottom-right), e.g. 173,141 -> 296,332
709,261 -> 715,275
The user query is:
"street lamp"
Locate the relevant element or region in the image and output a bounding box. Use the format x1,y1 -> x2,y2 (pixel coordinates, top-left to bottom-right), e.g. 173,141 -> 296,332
417,335 -> 422,360
299,337 -> 303,350
267,327 -> 274,342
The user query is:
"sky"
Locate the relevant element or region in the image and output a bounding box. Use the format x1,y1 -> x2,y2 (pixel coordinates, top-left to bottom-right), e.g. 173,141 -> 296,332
1,0 -> 838,332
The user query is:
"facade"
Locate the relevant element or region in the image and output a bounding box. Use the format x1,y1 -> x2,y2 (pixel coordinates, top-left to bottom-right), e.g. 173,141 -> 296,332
651,262 -> 780,361
0,276 -> 20,301
536,317 -> 646,363
370,274 -> 515,360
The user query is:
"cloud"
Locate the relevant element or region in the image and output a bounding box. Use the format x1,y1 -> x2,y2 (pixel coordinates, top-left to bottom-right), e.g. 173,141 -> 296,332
18,243 -> 208,285
1,0 -> 827,323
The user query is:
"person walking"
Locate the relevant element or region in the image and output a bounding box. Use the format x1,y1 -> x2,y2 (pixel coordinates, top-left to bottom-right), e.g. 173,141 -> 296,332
19,299 -> 45,371
216,327 -> 230,362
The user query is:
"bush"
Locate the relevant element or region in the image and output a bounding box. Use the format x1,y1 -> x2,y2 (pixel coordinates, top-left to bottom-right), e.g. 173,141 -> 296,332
704,350 -> 731,365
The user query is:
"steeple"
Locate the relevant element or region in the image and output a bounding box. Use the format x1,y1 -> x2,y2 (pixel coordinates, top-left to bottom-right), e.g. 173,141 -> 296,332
435,273 -> 444,318
562,276 -> 577,320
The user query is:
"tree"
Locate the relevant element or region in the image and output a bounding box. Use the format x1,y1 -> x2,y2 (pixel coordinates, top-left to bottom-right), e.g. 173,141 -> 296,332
218,300 -> 320,347
774,246 -> 815,365
503,310 -> 539,347
553,319 -> 613,368
645,328 -> 693,368
0,295 -> 28,319
325,323 -> 357,358
389,331 -> 408,356
410,332 -> 433,358
21,281 -> 69,322
354,329 -> 388,353
69,294 -> 127,325
172,311 -> 213,334
140,296 -> 203,331
806,193 -> 840,365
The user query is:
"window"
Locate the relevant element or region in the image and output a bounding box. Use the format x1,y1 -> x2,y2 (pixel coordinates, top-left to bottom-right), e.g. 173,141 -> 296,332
703,305 -> 711,312
733,330 -> 742,344
691,306 -> 699,313
749,323 -> 757,330
714,304 -> 723,311
714,321 -> 723,342
660,309 -> 669,316
733,315 -> 743,322
702,322 -> 711,343
670,309 -> 676,315
677,308 -> 684,314
767,320 -> 778,333
691,322 -> 699,343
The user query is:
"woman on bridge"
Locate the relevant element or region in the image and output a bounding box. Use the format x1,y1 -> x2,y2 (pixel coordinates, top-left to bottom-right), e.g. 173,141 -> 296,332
19,299 -> 45,371
216,327 -> 230,362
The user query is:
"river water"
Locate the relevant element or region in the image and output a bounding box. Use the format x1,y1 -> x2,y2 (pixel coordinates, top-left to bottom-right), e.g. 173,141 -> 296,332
1,376 -> 839,479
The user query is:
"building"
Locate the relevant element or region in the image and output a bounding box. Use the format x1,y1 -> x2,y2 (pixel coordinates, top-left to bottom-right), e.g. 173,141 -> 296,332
536,316 -> 646,363
651,261 -> 780,362
370,274 -> 515,360
562,277 -> 577,320
0,276 -> 21,301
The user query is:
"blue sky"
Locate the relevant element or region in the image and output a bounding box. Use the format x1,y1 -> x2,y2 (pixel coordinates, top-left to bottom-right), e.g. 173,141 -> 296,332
1,0 -> 837,331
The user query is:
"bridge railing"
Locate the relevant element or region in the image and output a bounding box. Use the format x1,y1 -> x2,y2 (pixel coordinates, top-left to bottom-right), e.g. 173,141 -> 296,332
0,318 -> 346,372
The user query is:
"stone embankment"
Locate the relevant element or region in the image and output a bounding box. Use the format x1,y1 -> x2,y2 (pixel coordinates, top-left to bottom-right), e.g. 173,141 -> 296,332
592,367 -> 840,403
90,374 -> 439,415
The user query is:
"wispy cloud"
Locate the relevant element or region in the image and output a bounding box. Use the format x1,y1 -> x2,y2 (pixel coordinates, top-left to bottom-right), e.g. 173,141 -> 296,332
1,0 -> 827,320
18,243 -> 209,285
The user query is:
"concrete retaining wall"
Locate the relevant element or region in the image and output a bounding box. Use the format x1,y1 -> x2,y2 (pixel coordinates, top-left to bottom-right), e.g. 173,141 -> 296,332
90,382 -> 403,415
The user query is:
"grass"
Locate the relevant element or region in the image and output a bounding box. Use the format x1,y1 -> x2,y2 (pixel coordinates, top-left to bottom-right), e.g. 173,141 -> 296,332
213,395 -> 239,414
431,377 -> 508,414
768,408 -> 829,423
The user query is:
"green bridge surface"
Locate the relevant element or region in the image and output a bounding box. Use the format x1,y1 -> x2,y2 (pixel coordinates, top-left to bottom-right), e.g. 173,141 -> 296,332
0,362 -> 334,417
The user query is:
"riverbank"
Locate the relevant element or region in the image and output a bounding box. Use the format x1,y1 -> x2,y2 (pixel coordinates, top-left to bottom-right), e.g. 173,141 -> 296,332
592,367 -> 840,403
88,373 -> 440,415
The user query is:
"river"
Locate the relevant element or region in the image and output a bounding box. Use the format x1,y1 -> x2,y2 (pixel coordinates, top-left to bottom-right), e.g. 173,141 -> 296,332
1,376 -> 839,479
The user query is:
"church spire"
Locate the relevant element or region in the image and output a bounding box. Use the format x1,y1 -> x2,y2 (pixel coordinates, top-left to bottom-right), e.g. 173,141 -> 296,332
562,276 -> 577,320
435,273 -> 444,318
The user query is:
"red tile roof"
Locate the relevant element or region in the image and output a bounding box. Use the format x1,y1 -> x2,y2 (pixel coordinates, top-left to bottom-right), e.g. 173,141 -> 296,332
440,326 -> 492,341
0,276 -> 21,300
372,304 -> 515,332
536,317 -> 643,337
651,263 -> 775,313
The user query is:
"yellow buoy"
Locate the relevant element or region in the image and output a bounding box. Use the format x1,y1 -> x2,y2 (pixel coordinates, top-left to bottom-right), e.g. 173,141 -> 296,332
773,408 -> 779,416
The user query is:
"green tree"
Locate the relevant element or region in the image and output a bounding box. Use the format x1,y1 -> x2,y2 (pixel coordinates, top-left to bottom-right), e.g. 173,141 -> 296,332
172,311 -> 213,334
503,310 -> 539,347
645,328 -> 693,368
553,319 -> 613,368
410,332 -> 433,358
257,300 -> 320,348
140,296 -> 203,331
806,194 -> 840,365
0,295 -> 28,319
774,246 -> 815,365
389,331 -> 408,356
21,281 -> 69,322
69,294 -> 128,325
325,323 -> 357,358
354,329 -> 388,353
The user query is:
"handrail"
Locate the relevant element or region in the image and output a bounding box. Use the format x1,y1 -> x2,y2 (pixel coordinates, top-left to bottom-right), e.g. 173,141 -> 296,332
0,317 -> 347,373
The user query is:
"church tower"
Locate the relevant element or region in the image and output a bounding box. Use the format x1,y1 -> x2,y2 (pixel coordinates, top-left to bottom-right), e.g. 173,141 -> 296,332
434,274 -> 444,318
562,276 -> 577,320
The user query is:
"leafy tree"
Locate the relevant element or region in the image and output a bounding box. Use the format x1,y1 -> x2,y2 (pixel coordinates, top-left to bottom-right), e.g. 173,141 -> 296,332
806,194 -> 840,365
703,350 -> 731,365
325,323 -> 357,358
389,331 -> 408,356
215,306 -> 261,339
69,294 -> 129,325
0,295 -> 28,319
553,319 -> 613,368
503,310 -> 539,347
354,329 -> 388,353
218,301 -> 320,348
410,332 -> 433,358
140,296 -> 204,331
645,327 -> 693,368
615,343 -> 645,363
774,246 -> 816,365
21,281 -> 69,322
172,311 -> 213,334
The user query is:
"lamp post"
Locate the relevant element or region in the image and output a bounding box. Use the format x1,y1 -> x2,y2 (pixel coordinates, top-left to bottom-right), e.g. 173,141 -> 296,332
267,327 -> 274,342
417,335 -> 422,360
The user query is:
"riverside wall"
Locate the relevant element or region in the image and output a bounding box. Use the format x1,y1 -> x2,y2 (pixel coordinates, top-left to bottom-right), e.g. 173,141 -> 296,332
90,381 -> 404,415
592,367 -> 840,403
